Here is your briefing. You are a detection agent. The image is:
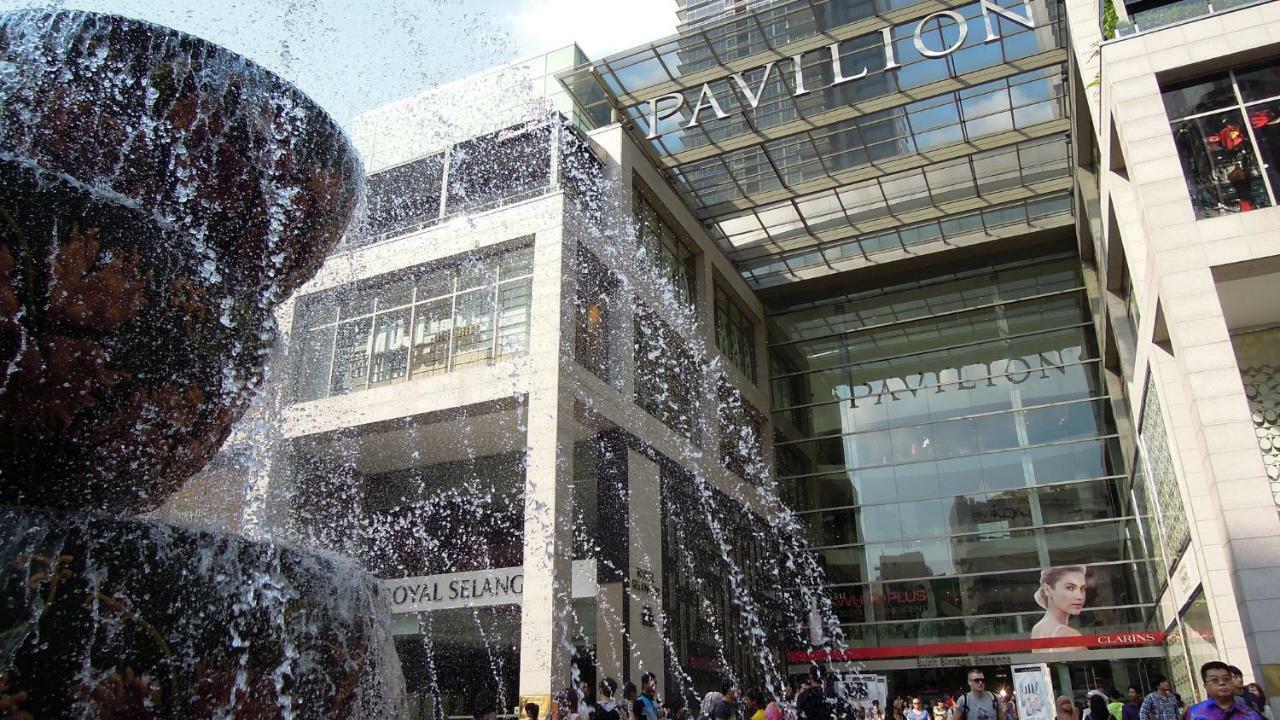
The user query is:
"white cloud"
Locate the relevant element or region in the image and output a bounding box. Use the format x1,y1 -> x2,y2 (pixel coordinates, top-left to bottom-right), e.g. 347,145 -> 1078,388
505,0 -> 678,61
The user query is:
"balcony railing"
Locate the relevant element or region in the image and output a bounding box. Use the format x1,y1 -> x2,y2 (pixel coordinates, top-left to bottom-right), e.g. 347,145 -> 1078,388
1112,0 -> 1262,37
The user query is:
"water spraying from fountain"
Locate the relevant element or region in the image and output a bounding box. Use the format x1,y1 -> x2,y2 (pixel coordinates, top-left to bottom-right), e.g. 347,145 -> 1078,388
0,8 -> 405,715
0,7 -> 859,717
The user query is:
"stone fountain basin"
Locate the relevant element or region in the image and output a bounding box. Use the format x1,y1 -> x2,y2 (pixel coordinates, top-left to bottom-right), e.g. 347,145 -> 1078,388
0,506 -> 406,717
0,10 -> 363,513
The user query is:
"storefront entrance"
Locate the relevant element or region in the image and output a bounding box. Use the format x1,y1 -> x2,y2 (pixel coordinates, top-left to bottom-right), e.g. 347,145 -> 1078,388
800,655 -> 1169,708
395,606 -> 522,720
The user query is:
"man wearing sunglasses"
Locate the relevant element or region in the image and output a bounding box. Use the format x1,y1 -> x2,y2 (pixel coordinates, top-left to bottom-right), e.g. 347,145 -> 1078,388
952,671 -> 1004,720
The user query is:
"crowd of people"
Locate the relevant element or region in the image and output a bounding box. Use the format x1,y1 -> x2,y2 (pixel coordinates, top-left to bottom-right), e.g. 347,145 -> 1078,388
493,665 -> 1272,720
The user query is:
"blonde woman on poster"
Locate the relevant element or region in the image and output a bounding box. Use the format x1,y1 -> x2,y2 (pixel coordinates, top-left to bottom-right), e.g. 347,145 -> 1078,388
1031,566 -> 1086,640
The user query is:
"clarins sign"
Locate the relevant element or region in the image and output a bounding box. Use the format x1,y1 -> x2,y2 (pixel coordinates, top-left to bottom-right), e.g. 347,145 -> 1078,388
641,0 -> 1037,139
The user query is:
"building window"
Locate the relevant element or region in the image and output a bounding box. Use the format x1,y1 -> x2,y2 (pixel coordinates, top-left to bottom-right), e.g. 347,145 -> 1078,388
358,452 -> 527,578
1122,263 -> 1140,333
1163,60 -> 1280,219
715,284 -> 758,383
634,303 -> 702,442
633,187 -> 697,308
290,241 -> 534,403
1138,374 -> 1191,566
718,377 -> 765,479
575,250 -> 616,383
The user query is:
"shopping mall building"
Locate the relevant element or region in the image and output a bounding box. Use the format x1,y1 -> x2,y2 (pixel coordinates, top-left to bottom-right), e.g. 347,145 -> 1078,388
161,0 -> 1280,715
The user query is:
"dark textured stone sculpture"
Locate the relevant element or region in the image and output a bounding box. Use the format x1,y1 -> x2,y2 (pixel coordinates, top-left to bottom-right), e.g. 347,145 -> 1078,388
0,10 -> 406,717
0,9 -> 361,514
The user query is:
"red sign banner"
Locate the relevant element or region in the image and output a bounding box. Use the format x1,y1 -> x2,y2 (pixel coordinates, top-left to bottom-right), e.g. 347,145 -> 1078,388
787,632 -> 1165,663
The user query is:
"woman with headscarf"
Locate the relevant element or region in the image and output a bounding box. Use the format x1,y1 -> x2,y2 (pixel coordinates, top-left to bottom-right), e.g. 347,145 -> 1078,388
1083,692 -> 1108,720
1055,697 -> 1079,720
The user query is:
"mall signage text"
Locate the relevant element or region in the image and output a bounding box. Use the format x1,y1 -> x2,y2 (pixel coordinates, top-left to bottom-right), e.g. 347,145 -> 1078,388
385,559 -> 598,614
641,0 -> 1036,139
386,566 -> 524,613
788,631 -> 1166,662
916,655 -> 1011,669
845,350 -> 1072,408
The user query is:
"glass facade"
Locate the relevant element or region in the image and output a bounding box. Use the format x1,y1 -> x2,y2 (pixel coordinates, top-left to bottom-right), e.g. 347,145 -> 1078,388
718,377 -> 766,478
1163,60 -> 1280,218
607,0 -> 1064,158
341,117 -> 603,250
715,284 -> 758,382
635,303 -> 704,442
290,242 -> 534,402
634,187 -> 698,307
770,254 -> 1155,649
558,0 -> 1074,292
1138,375 -> 1191,566
713,134 -> 1071,255
1180,591 -> 1219,700
740,192 -> 1073,287
575,249 -> 617,383
677,69 -> 1069,212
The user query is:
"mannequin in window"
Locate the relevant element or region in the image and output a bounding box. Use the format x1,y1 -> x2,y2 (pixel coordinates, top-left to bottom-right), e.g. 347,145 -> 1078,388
1214,116 -> 1260,211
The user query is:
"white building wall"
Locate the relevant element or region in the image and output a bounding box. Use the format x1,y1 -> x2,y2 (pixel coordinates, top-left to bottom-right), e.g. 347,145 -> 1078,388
1089,1 -> 1280,695
265,112 -> 779,711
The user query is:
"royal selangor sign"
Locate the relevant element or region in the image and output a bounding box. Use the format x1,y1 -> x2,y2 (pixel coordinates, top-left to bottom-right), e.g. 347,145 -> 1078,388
640,0 -> 1037,139
386,566 -> 524,613
385,560 -> 598,614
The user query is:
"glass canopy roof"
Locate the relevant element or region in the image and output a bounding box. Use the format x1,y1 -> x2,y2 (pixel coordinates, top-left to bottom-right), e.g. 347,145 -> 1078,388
558,0 -> 1073,287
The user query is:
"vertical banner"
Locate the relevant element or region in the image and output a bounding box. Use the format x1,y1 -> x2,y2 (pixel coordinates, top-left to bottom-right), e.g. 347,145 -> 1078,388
845,674 -> 871,712
842,675 -> 887,716
1012,664 -> 1054,720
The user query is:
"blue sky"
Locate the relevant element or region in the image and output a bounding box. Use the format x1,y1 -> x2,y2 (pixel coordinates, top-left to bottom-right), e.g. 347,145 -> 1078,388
0,0 -> 677,127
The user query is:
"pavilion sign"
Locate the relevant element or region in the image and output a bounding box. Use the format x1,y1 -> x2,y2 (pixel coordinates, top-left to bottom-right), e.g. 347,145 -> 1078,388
640,0 -> 1037,139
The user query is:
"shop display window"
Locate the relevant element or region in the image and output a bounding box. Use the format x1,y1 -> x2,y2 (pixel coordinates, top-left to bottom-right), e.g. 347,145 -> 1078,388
1163,60 -> 1280,218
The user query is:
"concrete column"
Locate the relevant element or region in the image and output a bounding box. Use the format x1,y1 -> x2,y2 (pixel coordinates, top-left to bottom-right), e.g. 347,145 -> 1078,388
697,254 -> 721,456
627,449 -> 665,698
615,278 -> 637,403
596,581 -> 628,685
519,212 -> 577,718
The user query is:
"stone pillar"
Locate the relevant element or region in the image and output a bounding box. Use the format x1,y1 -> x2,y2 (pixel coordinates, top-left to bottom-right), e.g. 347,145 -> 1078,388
519,214 -> 577,718
596,431 -> 631,685
627,449 -> 665,697
595,581 -> 628,685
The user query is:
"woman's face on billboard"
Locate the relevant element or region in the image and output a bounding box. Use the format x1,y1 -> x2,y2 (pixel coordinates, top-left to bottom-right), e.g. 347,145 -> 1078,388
1044,570 -> 1087,616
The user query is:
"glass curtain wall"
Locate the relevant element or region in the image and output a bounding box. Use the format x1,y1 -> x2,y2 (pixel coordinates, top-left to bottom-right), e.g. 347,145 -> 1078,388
361,452 -> 527,579
635,303 -> 703,442
715,284 -> 759,383
290,242 -> 534,403
634,187 -> 698,308
575,249 -> 617,384
1138,375 -> 1191,567
769,254 -> 1156,648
